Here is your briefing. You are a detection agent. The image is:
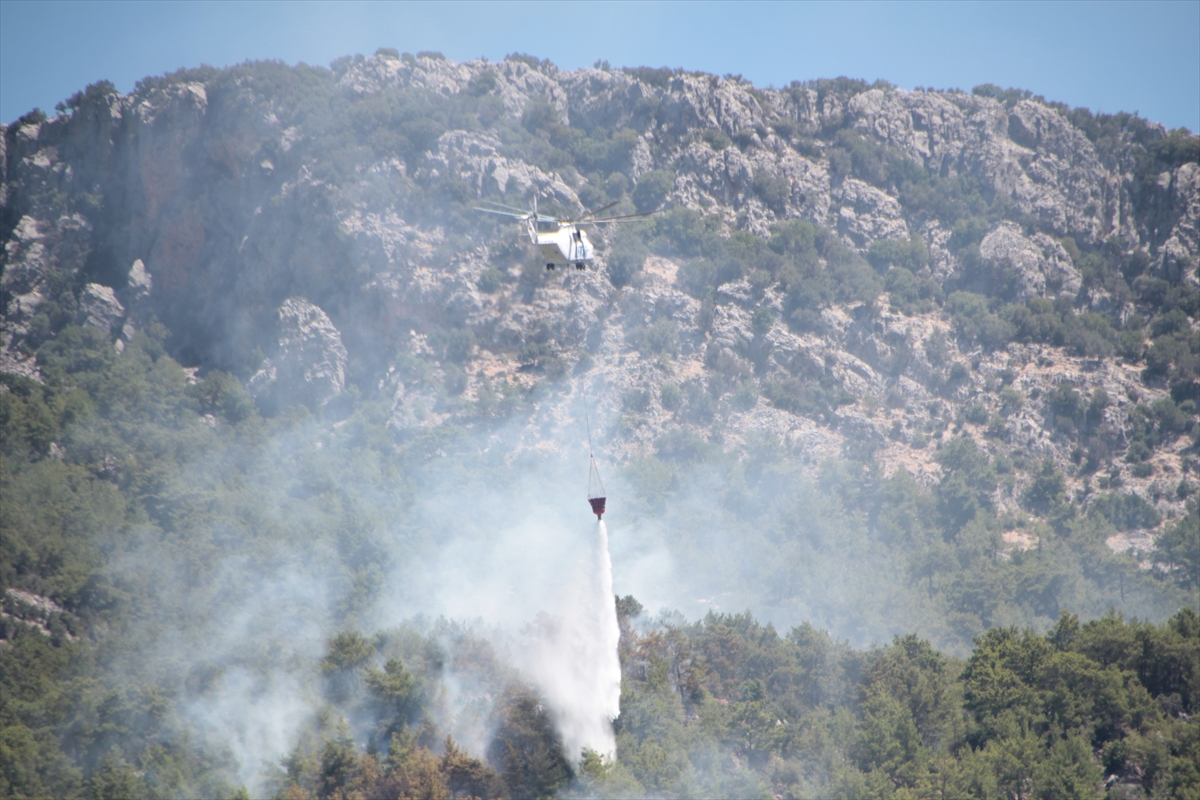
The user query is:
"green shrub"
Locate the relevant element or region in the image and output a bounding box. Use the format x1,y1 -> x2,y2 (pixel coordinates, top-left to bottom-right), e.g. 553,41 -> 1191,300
752,170 -> 789,213
682,380 -> 716,422
828,129 -> 892,186
1024,458 -> 1066,514
648,207 -> 717,258
965,402 -> 989,425
885,267 -> 940,314
763,376 -> 851,419
623,388 -> 652,413
1088,492 -> 1161,531
946,291 -> 1015,350
949,218 -> 991,251
947,362 -> 970,387
632,169 -> 674,212
521,99 -> 558,133
868,235 -> 928,273
1064,313 -> 1117,357
439,328 -> 476,363
477,268 -> 506,293
607,234 -> 648,288
732,381 -> 759,411
16,108 -> 47,127
1004,298 -> 1065,346
189,370 -> 257,424
701,128 -> 732,150
655,428 -> 713,462
677,259 -> 718,298
1000,386 -> 1025,416
57,79 -> 117,114
660,383 -> 683,411
558,128 -> 640,176
641,318 -> 679,357
467,70 -> 497,96
1153,510 -> 1199,588
1150,397 -> 1192,436
1124,440 -> 1151,464
1047,386 -> 1082,422
505,52 -> 545,68
623,66 -> 677,88
769,219 -> 819,258
751,307 -> 775,336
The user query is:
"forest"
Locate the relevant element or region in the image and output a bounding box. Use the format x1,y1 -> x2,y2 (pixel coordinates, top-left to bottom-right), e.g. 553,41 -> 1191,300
2,309 -> 1196,798
2,52 -> 1199,798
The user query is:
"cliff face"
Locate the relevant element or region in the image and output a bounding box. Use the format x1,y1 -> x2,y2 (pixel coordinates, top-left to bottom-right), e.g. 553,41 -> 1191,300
2,53 -> 1198,544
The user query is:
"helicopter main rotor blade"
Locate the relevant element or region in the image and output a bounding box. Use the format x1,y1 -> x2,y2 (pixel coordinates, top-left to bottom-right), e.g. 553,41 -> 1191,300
566,199 -> 624,223
477,201 -> 536,215
474,206 -> 532,219
528,196 -> 572,222
476,202 -> 554,220
476,200 -> 562,223
581,210 -> 662,223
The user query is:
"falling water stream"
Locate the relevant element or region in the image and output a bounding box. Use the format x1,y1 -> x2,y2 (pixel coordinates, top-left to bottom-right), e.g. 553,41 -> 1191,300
595,520 -> 622,728
521,519 -> 622,763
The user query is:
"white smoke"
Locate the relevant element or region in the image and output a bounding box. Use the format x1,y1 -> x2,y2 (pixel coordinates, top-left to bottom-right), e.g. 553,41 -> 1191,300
118,411 -> 646,789
361,442 -> 632,768
516,520 -> 622,763
185,667 -> 314,790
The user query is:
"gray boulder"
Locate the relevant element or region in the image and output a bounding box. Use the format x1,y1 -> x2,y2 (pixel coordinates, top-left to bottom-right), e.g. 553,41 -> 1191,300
250,298 -> 347,409
78,283 -> 125,334
836,178 -> 908,246
979,222 -> 1081,300
1157,162 -> 1200,284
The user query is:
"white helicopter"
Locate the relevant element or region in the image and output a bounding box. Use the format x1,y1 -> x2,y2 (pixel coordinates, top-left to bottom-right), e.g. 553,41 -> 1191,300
475,198 -> 657,270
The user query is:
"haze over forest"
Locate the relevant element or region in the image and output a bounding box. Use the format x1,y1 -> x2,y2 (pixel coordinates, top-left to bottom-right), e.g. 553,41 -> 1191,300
1,50 -> 1198,799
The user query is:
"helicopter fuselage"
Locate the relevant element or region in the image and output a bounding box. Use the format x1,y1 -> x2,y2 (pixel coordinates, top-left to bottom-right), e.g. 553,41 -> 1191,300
476,198 -> 656,271
529,219 -> 593,269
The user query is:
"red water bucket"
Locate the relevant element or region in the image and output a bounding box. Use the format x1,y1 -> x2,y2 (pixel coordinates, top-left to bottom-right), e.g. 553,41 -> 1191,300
588,496 -> 606,519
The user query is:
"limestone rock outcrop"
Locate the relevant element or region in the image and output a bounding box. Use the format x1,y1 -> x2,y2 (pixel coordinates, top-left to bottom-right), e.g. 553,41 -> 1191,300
77,283 -> 124,334
250,298 -> 348,409
978,222 -> 1082,300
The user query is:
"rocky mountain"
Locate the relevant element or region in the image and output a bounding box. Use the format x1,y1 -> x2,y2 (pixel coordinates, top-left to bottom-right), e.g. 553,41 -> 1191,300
3,51 -> 1198,561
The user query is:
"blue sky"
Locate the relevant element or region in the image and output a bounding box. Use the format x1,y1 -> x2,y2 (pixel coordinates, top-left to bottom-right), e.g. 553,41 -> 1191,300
2,0 -> 1198,131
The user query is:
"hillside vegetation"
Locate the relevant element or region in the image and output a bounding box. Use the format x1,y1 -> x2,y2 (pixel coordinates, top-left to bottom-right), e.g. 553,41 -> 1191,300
1,51 -> 1198,797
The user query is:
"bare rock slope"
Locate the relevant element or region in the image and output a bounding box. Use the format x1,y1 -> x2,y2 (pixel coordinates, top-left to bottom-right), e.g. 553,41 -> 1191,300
3,53 -> 1197,550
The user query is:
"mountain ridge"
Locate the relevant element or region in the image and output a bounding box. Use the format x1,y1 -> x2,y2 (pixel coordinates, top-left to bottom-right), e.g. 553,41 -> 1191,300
4,51 -> 1195,543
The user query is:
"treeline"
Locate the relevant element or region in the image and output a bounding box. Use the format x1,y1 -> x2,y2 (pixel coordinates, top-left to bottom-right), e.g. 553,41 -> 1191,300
203,604 -> 1200,799
10,596 -> 1195,799
594,602 -> 1200,799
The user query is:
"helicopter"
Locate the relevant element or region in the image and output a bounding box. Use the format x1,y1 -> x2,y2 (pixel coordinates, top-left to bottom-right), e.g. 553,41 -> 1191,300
475,198 -> 658,270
